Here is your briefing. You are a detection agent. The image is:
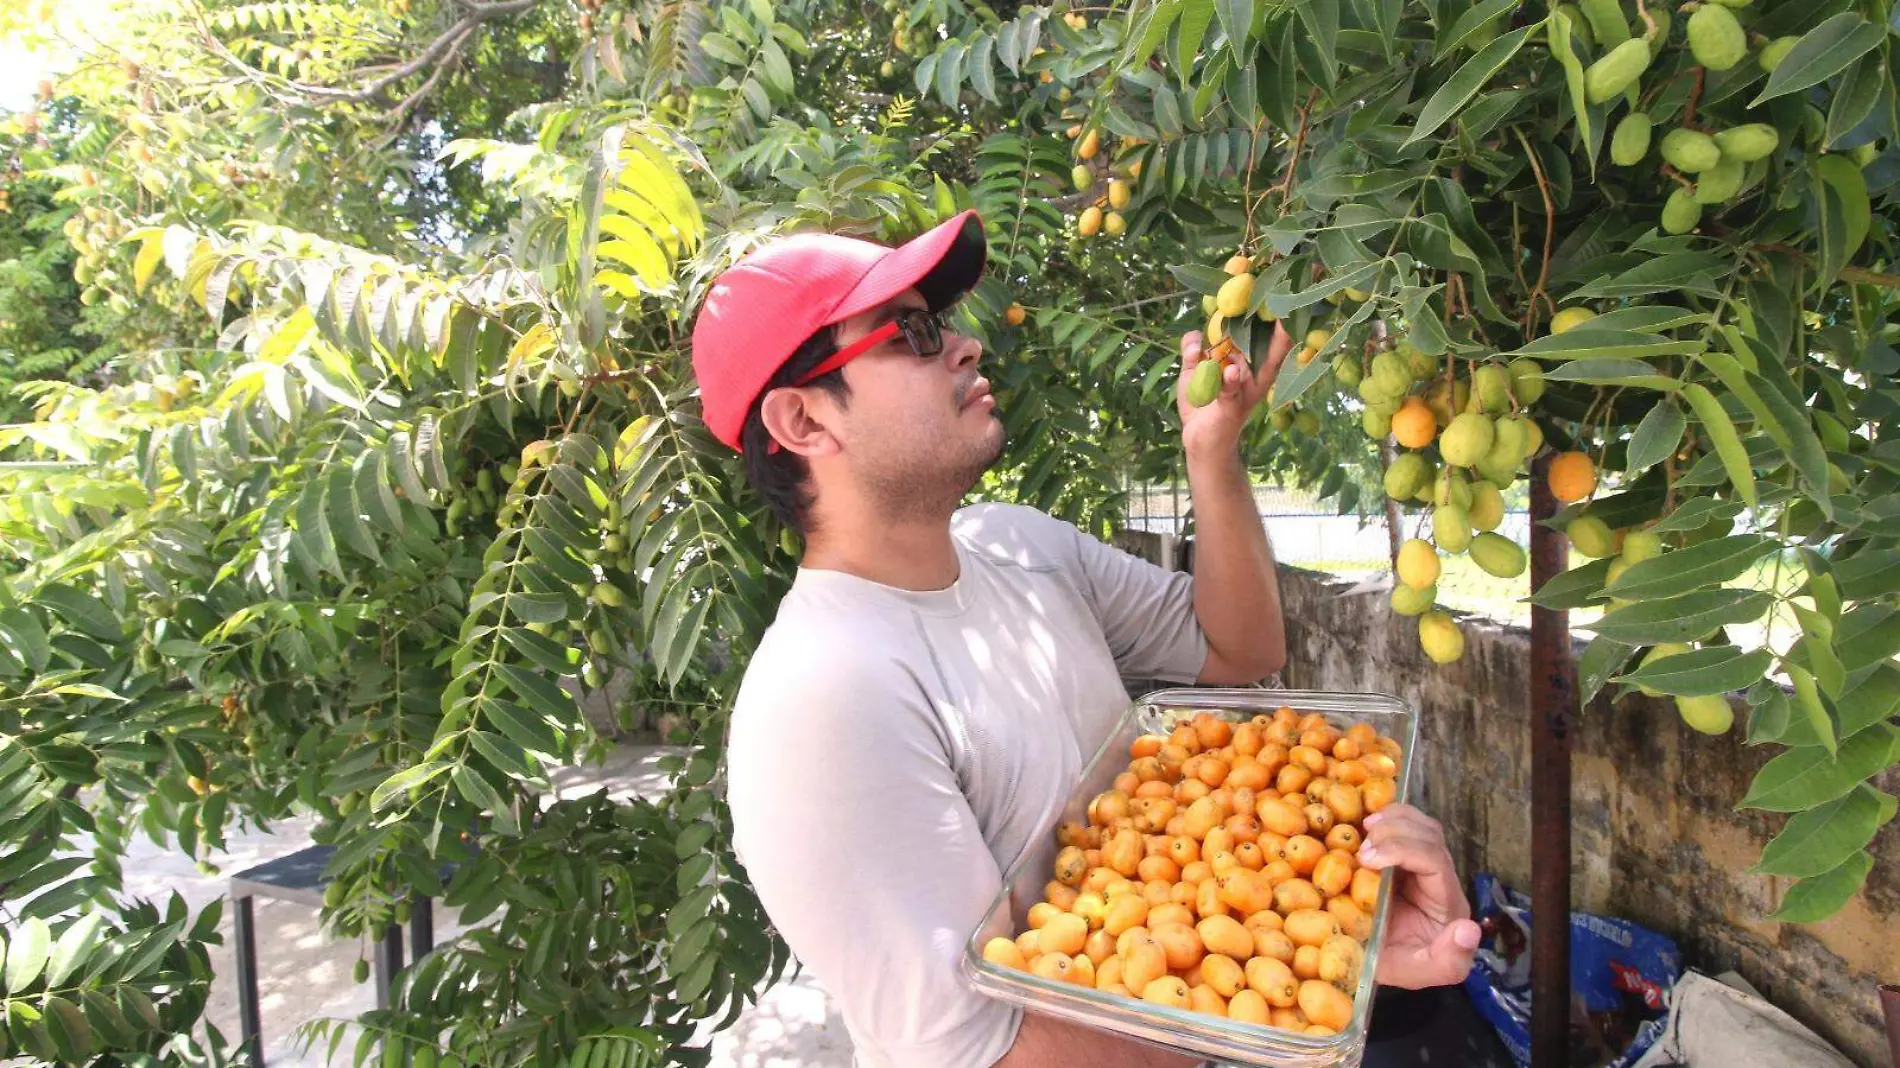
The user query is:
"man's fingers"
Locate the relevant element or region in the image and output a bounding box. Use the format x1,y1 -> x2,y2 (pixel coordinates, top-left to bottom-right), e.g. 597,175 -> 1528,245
1181,330 -> 1206,368
1363,804 -> 1446,846
1357,832 -> 1470,923
1378,919 -> 1482,990
1254,323 -> 1294,388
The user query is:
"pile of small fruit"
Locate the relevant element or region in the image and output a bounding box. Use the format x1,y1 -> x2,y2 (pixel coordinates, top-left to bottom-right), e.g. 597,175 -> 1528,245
982,708 -> 1404,1039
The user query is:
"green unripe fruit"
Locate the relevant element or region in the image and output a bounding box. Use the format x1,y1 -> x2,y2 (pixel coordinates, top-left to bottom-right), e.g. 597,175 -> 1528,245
1270,408 -> 1294,431
880,60 -> 896,77
1294,411 -> 1320,435
353,958 -> 371,984
1675,694 -> 1735,734
1418,611 -> 1466,664
1441,413 -> 1496,468
1713,124 -> 1779,162
1605,556 -> 1633,591
1850,142 -> 1880,168
1633,642 -> 1693,696
1469,531 -> 1528,578
1482,417 -> 1529,470
1384,453 -> 1434,499
1357,375 -> 1392,407
1370,352 -> 1411,394
1474,363 -> 1513,415
1363,406 -> 1394,438
1072,164 -> 1093,192
582,661 -> 603,687
1758,36 -> 1798,73
1203,293 -> 1218,315
1661,188 -> 1702,234
1611,113 -> 1653,165
1692,157 -> 1745,204
1187,357 -> 1224,407
1506,358 -> 1546,404
588,627 -> 614,654
1468,482 -> 1505,532
1434,504 -> 1474,553
324,881 -> 348,908
1391,582 -> 1437,617
1660,128 -> 1722,172
1475,452 -> 1520,489
1434,469 -> 1473,510
1333,354 -> 1364,387
1405,345 -> 1439,380
591,581 -> 625,607
1621,528 -> 1664,563
1585,39 -> 1651,103
1568,514 -> 1617,558
1687,5 -> 1746,71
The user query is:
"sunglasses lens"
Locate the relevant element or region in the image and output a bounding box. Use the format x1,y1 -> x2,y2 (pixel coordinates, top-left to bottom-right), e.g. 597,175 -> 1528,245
906,311 -> 943,355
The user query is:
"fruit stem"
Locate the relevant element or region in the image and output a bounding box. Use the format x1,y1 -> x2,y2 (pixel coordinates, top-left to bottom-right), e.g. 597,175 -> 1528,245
1511,128 -> 1557,338
1682,66 -> 1705,128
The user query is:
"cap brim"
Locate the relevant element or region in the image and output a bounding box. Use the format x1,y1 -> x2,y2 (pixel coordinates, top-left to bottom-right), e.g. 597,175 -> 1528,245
829,210 -> 987,324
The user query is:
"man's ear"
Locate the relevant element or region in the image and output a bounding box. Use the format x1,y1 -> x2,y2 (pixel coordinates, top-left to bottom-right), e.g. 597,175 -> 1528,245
758,387 -> 843,458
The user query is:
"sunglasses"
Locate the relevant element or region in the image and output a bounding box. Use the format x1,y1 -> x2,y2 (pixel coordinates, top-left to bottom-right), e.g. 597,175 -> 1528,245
790,308 -> 948,386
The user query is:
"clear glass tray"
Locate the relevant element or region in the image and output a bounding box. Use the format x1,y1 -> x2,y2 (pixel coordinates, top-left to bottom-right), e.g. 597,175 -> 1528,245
963,688 -> 1417,1067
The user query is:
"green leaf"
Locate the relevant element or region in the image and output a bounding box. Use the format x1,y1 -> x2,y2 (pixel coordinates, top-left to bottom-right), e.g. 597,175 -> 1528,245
44,914 -> 105,989
1837,604 -> 1900,673
1768,850 -> 1873,923
1650,498 -> 1743,535
1836,664 -> 1900,738
495,663 -> 576,723
1825,50 -> 1883,148
1813,154 -> 1871,285
1680,383 -> 1757,508
1591,589 -> 1773,644
4,917 -> 50,991
1531,557 -> 1614,609
1214,0 -> 1254,59
1751,13 -> 1884,106
1403,23 -> 1537,148
1754,785 -> 1895,879
1835,549 -> 1900,600
1786,662 -> 1838,755
369,761 -> 451,813
1549,10 -> 1594,171
1604,536 -> 1775,601
1540,358 -> 1681,390
42,996 -> 90,1061
1624,401 -> 1685,476
1615,646 -> 1771,697
935,41 -> 965,106
1578,634 -> 1635,704
1747,368 -> 1833,513
1505,329 -> 1702,361
1740,724 -> 1900,811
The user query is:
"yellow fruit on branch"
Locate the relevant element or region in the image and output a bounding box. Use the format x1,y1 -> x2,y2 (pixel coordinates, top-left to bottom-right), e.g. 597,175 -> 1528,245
1303,328 -> 1333,352
1566,514 -> 1617,558
1078,206 -> 1103,236
1223,253 -> 1253,275
1674,694 -> 1735,735
1418,611 -> 1465,664
1215,273 -> 1255,317
1078,128 -> 1101,159
1108,179 -> 1131,210
1005,303 -> 1027,326
1549,307 -> 1597,334
1548,450 -> 1597,503
1396,539 -> 1440,590
1104,211 -> 1126,237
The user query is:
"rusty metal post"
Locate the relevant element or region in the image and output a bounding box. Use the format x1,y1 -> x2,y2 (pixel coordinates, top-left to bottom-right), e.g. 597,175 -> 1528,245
1528,453 -> 1577,1068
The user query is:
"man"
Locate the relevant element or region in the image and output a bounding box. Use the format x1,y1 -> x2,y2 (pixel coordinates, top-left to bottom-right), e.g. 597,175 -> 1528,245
692,211 -> 1481,1068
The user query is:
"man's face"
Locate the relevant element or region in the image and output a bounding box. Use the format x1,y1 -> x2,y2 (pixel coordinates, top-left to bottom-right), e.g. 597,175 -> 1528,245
823,289 -> 1006,518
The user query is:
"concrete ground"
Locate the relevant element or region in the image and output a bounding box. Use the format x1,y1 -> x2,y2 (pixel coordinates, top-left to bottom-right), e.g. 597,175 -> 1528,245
118,746 -> 852,1067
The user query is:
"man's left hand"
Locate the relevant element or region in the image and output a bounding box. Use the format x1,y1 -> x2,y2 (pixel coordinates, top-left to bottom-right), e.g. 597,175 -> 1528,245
1357,803 -> 1483,989
1175,325 -> 1294,458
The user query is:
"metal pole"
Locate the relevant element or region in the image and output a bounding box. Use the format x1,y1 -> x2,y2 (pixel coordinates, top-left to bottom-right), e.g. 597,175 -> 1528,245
232,894 -> 264,1067
1528,452 -> 1577,1068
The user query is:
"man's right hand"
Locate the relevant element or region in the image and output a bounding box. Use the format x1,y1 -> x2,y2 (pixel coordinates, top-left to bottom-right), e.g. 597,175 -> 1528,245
992,1012 -> 1204,1068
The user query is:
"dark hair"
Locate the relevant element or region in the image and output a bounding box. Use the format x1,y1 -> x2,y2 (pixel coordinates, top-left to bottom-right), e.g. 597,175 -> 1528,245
739,326 -> 849,536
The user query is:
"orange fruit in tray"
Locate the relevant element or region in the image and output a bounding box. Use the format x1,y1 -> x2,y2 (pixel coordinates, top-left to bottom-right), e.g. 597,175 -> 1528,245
992,706 -> 1406,1041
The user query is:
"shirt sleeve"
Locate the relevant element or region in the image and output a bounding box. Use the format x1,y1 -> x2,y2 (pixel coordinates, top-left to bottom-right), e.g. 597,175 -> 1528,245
726,642 -> 1023,1068
987,505 -> 1208,683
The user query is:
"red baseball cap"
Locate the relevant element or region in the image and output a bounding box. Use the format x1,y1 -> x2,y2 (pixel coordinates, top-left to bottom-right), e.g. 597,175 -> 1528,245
691,210 -> 987,451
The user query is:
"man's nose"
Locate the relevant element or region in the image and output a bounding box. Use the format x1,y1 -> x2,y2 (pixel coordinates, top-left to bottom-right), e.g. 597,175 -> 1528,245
944,330 -> 983,370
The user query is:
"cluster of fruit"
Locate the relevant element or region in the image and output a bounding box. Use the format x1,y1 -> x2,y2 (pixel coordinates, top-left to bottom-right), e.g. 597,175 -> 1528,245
983,708 -> 1403,1039
1070,124 -> 1139,239
1567,0 -> 1856,233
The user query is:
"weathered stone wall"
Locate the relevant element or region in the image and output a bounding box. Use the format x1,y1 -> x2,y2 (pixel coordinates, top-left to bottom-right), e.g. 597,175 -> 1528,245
1117,531 -> 1898,1067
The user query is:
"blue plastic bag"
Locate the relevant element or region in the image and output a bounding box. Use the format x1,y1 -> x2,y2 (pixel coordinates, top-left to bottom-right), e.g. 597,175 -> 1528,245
1462,873 -> 1681,1068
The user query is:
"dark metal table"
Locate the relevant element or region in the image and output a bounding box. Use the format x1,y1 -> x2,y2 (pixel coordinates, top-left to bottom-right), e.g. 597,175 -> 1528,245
229,843 -> 435,1067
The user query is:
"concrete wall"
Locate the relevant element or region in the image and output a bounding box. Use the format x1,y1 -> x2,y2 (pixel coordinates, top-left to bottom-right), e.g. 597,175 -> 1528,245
1118,532 -> 1899,1067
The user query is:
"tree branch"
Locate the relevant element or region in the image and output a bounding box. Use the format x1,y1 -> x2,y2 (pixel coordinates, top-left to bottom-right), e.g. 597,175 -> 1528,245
192,0 -> 545,109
